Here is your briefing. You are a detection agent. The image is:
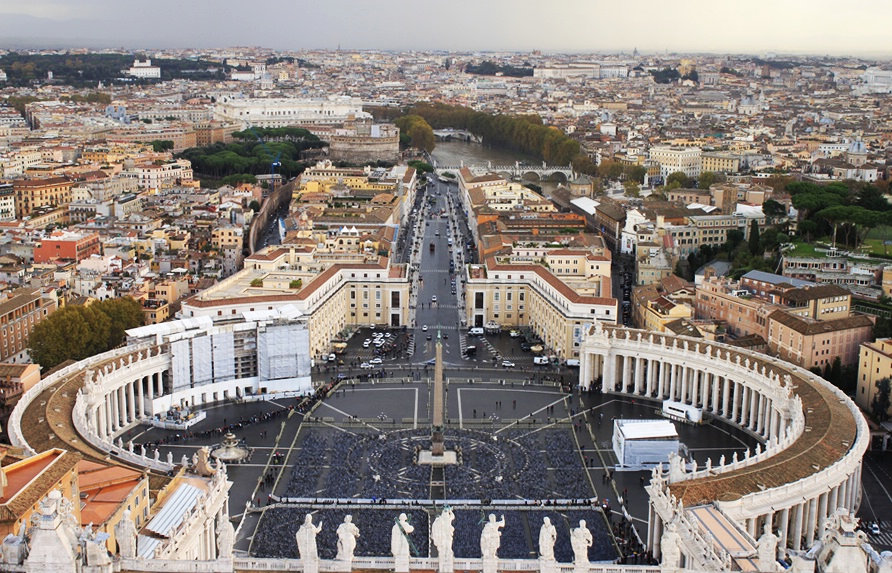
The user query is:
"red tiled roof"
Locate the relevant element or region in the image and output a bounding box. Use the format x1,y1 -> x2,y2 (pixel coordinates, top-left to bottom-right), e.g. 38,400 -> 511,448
485,258 -> 616,306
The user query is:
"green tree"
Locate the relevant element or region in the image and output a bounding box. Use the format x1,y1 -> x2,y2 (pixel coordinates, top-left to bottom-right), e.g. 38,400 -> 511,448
748,220 -> 761,256
150,140 -> 174,152
762,199 -> 786,221
872,378 -> 891,422
623,180 -> 640,197
598,160 -> 624,180
725,229 -> 745,252
829,356 -> 843,388
407,160 -> 434,173
28,297 -> 144,370
665,171 -> 690,190
248,200 -> 261,212
394,115 -> 435,153
698,171 -> 725,189
798,220 -> 818,242
625,165 -> 647,184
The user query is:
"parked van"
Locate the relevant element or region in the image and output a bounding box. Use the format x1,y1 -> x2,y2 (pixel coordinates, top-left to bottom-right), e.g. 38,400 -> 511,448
533,356 -> 550,365
469,327 -> 484,336
565,359 -> 580,367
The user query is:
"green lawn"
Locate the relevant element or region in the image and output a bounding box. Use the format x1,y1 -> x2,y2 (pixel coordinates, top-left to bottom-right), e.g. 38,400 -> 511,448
787,241 -> 826,258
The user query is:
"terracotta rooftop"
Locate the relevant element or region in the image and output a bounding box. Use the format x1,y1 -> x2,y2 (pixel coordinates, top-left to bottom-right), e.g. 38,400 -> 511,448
768,310 -> 874,335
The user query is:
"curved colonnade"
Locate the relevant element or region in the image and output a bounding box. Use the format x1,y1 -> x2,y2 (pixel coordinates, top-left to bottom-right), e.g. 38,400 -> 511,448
10,342 -> 176,472
578,325 -> 868,568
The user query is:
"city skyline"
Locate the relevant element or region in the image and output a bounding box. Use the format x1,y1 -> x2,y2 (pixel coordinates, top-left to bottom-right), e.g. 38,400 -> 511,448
0,0 -> 890,58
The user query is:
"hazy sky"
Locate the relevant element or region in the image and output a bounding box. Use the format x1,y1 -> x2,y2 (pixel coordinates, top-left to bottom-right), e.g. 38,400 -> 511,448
0,0 -> 889,57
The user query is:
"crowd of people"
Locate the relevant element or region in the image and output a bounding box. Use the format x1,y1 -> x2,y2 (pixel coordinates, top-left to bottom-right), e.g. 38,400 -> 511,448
281,426 -> 595,502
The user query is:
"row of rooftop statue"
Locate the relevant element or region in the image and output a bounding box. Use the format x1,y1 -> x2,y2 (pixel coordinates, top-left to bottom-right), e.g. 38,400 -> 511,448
295,508 -> 594,573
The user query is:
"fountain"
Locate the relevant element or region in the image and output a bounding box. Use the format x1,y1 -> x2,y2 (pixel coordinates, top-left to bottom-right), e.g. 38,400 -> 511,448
210,432 -> 251,463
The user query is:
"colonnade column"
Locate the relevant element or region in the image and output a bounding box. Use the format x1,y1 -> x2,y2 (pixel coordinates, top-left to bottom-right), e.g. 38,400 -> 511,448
805,498 -> 817,546
127,381 -> 136,423
711,374 -> 720,413
721,377 -> 730,418
147,374 -> 155,417
691,368 -> 702,406
646,359 -> 656,396
634,356 -> 644,394
792,503 -> 804,551
110,392 -> 119,433
137,377 -> 144,419
731,382 -> 740,422
817,492 -> 828,531
97,404 -> 106,438
779,507 -> 790,553
668,364 -> 677,402
602,353 -> 614,393
622,355 -> 632,391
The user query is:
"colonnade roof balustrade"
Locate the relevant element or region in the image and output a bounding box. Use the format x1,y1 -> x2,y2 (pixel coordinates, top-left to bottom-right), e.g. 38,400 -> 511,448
594,326 -> 861,507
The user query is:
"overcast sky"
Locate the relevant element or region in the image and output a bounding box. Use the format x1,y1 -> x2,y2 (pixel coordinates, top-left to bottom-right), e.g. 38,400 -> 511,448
0,0 -> 889,57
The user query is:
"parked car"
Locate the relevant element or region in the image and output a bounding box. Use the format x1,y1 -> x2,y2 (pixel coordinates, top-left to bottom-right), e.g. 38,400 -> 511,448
533,356 -> 550,365
369,357 -> 383,365
501,360 -> 516,368
360,362 -> 373,369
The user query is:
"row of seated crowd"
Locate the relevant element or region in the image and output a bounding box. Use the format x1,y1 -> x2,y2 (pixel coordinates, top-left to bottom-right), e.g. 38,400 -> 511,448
282,428 -> 593,500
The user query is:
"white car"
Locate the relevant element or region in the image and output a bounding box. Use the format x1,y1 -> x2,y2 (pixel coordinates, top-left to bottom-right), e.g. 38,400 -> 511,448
431,295 -> 437,303
363,340 -> 371,348
422,325 -> 429,331
369,358 -> 383,365
501,360 -> 516,368
360,362 -> 373,369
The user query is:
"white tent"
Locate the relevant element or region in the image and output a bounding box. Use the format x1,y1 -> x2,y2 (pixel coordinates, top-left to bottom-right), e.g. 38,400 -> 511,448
612,419 -> 679,468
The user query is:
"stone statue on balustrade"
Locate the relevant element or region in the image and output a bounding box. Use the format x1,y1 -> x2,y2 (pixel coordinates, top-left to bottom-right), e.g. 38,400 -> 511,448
335,515 -> 360,567
660,520 -> 681,569
391,513 -> 414,573
114,509 -> 137,559
480,513 -> 505,560
296,514 -> 322,573
216,512 -> 235,559
538,516 -> 557,567
431,507 -> 454,573
193,446 -> 216,476
757,521 -> 779,569
571,520 -> 592,571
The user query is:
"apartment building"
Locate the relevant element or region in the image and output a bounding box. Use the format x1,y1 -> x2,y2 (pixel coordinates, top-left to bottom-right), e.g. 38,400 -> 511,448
695,276 -> 776,339
649,145 -> 702,179
0,184 -> 15,221
12,176 -> 73,219
465,258 -> 617,359
857,338 -> 892,417
33,231 -> 102,263
767,311 -> 873,370
121,160 -> 193,190
701,152 -> 740,174
0,287 -> 58,363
